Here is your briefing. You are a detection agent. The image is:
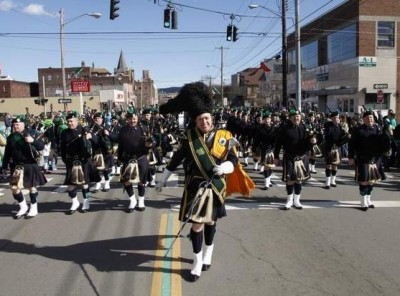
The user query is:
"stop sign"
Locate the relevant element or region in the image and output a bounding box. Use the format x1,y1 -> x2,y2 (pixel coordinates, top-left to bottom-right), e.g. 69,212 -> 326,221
377,90 -> 384,103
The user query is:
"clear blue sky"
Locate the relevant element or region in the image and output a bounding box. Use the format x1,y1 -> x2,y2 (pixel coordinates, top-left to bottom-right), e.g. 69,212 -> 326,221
0,0 -> 346,89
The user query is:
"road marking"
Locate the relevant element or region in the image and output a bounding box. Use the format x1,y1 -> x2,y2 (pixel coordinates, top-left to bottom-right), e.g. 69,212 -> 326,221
170,200 -> 400,211
151,213 -> 182,296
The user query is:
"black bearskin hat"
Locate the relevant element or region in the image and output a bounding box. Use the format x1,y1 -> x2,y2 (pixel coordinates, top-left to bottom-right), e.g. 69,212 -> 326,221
159,81 -> 213,119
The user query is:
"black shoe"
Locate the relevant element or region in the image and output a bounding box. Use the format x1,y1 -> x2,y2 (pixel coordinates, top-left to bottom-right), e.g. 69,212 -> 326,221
361,207 -> 368,211
368,204 -> 375,209
311,171 -> 317,174
262,186 -> 268,190
91,189 -> 99,193
331,183 -> 337,187
126,208 -> 135,213
66,209 -> 76,215
136,206 -> 145,212
188,274 -> 200,282
324,186 -> 330,190
147,184 -> 155,188
25,214 -> 35,219
202,264 -> 211,271
283,206 -> 291,211
242,163 -> 248,167
101,188 -> 109,192
293,205 -> 303,210
13,213 -> 25,220
81,209 -> 89,213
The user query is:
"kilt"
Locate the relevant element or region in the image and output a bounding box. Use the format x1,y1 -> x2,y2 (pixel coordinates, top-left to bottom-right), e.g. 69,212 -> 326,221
282,154 -> 310,182
64,159 -> 101,185
12,163 -> 47,188
120,155 -> 149,184
324,147 -> 341,165
355,158 -> 382,183
179,175 -> 226,223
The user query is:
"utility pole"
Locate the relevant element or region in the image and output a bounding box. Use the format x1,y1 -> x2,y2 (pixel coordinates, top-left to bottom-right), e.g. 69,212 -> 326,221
282,0 -> 288,108
220,46 -> 224,106
295,0 -> 302,111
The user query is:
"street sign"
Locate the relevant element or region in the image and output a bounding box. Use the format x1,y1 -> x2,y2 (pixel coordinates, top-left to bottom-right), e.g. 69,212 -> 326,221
373,83 -> 388,89
71,80 -> 90,92
377,90 -> 384,103
58,98 -> 72,104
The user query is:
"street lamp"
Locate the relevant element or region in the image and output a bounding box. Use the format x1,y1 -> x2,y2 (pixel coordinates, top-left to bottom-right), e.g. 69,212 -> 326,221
249,2 -> 288,108
59,9 -> 101,113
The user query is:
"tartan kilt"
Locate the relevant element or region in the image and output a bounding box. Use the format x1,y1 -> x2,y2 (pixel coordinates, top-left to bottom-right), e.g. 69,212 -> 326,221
64,159 -> 101,185
120,155 -> 149,184
178,175 -> 227,223
324,147 -> 341,165
13,163 -> 47,188
354,159 -> 382,183
282,155 -> 310,182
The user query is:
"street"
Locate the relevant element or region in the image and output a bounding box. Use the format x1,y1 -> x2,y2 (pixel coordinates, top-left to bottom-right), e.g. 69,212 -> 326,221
0,160 -> 399,296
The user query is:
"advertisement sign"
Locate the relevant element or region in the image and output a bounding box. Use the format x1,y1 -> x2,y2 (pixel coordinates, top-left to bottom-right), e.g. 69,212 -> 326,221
71,80 -> 91,92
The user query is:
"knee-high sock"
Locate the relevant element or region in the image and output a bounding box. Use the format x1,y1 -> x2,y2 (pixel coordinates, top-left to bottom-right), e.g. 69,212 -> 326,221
190,229 -> 203,254
204,224 -> 216,246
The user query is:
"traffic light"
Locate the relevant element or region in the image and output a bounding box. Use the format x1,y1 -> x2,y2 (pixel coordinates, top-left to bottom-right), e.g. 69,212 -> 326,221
34,98 -> 41,105
110,0 -> 120,20
233,25 -> 238,42
171,9 -> 177,30
226,24 -> 233,41
163,8 -> 171,28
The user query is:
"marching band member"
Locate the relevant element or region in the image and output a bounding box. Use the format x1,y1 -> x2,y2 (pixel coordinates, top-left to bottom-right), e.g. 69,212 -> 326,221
90,112 -> 114,193
118,110 -> 153,213
253,112 -> 277,190
348,110 -> 391,210
156,82 -> 253,282
274,110 -> 315,210
60,112 -> 101,214
323,111 -> 350,189
1,116 -> 47,219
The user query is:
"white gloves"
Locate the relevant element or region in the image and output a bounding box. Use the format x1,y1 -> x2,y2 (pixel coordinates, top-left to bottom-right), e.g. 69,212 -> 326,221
155,169 -> 173,192
212,161 -> 234,176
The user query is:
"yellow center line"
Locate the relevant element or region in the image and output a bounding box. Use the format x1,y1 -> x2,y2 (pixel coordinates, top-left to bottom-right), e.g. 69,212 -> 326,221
151,213 -> 182,296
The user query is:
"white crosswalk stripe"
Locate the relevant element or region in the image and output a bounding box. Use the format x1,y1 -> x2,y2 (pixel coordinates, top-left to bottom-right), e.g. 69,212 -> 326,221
170,200 -> 400,211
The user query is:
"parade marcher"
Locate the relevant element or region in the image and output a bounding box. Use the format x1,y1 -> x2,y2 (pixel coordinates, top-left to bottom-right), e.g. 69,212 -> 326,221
348,110 -> 391,211
156,82 -> 253,282
323,111 -> 350,189
60,112 -> 101,214
273,110 -> 316,210
117,110 -> 153,213
90,112 -> 114,193
108,114 -> 123,175
250,113 -> 263,171
1,116 -> 47,219
305,111 -> 323,174
253,111 -> 277,189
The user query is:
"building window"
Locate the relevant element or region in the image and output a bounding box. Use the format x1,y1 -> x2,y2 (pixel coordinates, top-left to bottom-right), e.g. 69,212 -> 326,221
328,24 -> 356,63
47,75 -> 52,81
301,41 -> 318,69
2,86 -> 6,92
377,21 -> 395,48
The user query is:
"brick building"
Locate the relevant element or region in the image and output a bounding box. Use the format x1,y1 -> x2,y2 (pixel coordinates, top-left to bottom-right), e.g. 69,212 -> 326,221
286,0 -> 400,117
0,78 -> 38,98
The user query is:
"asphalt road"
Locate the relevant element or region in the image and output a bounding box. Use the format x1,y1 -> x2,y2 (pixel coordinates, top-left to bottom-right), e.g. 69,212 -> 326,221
0,159 -> 399,296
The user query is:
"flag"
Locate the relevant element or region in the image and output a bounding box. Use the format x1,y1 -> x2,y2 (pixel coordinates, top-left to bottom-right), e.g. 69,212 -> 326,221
260,62 -> 271,72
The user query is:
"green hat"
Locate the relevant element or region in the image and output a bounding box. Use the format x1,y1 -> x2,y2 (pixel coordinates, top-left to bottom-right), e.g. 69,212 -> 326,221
11,115 -> 25,124
66,111 -> 79,120
363,109 -> 374,117
262,111 -> 271,119
94,112 -> 103,118
289,109 -> 300,116
330,111 -> 339,117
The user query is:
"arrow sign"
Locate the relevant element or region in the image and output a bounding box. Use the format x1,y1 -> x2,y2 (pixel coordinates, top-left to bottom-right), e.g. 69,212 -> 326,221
58,98 -> 72,104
